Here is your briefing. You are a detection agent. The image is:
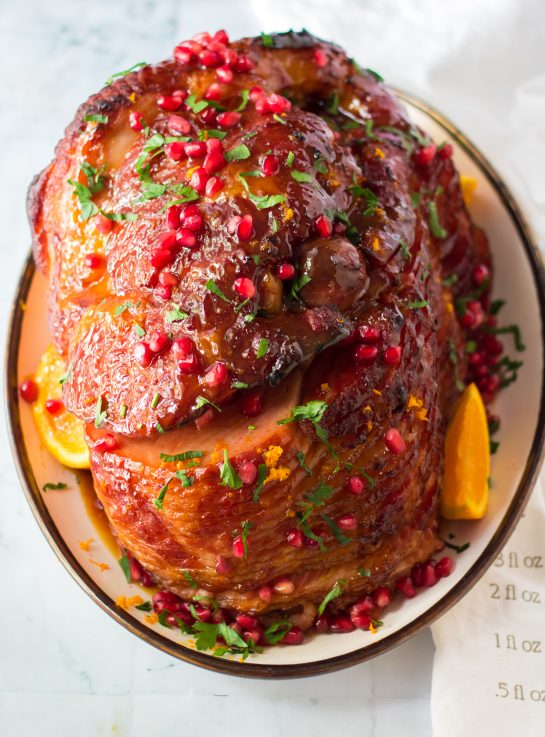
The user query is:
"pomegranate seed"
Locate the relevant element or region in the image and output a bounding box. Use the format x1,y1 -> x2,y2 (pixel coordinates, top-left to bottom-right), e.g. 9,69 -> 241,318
204,82 -> 224,101
205,137 -> 223,154
240,389 -> 263,417
435,556 -> 454,578
128,557 -> 143,582
152,590 -> 183,614
352,613 -> 372,630
175,228 -> 197,249
384,345 -> 402,366
472,263 -> 490,286
203,150 -> 227,174
215,65 -> 233,83
155,285 -> 172,300
192,32 -> 211,45
200,107 -> 218,125
184,141 -> 207,159
237,214 -> 254,241
129,110 -> 144,131
358,325 -> 381,343
276,263 -> 295,280
234,277 -> 256,299
217,111 -> 241,129
135,342 -> 153,367
95,213 -> 113,234
213,29 -> 229,44
173,46 -> 194,64
304,535 -> 320,549
156,230 -> 178,249
261,154 -> 280,177
479,374 -> 501,395
45,398 -> 63,415
350,596 -> 375,617
164,142 -> 186,161
199,49 -> 222,68
273,578 -> 295,595
232,535 -> 245,558
395,576 -> 416,598
384,428 -> 406,454
179,203 -> 200,221
254,97 -> 269,115
172,337 -> 193,359
330,616 -> 355,633
166,205 -> 182,230
313,48 -> 328,67
183,212 -> 204,232
177,354 -> 201,374
205,176 -> 224,197
190,168 -> 210,194
84,252 -> 105,269
204,361 -> 228,386
94,434 -> 119,453
258,585 -> 272,602
337,514 -> 357,531
286,528 -> 304,548
149,331 -> 170,354
346,475 -> 365,495
236,55 -> 254,73
236,460 -> 257,486
150,248 -> 174,269
215,555 -> 232,574
249,85 -> 265,101
19,379 -> 38,403
414,143 -> 437,166
438,143 -> 453,159
281,627 -> 304,645
167,115 -> 191,135
315,214 -> 333,237
266,93 -> 291,114
481,334 -> 503,356
157,94 -> 183,111
223,48 -> 238,68
373,586 -> 392,608
411,564 -> 425,587
235,613 -> 257,630
422,562 -> 438,587
140,568 -> 155,587
355,345 -> 378,363
314,614 -> 330,632
194,605 -> 212,622
469,351 -> 484,366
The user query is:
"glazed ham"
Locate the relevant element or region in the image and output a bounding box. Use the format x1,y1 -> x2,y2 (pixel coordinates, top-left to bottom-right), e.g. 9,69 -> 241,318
28,30 -> 491,619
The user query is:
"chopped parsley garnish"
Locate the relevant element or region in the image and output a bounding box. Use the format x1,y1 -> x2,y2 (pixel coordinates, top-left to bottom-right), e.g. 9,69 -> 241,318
191,621 -> 262,658
155,422 -> 165,434
296,451 -> 312,476
195,395 -> 222,412
105,61 -> 147,86
350,185 -> 380,216
183,570 -> 198,588
399,239 -> 411,259
232,380 -> 249,389
285,151 -> 295,167
84,113 -> 109,124
448,338 -> 465,392
176,471 -> 193,488
289,273 -> 311,300
321,514 -> 351,545
198,128 -> 228,141
151,392 -> 161,409
256,338 -> 269,358
442,274 -> 459,288
291,170 -> 314,184
166,305 -> 189,323
358,567 -> 371,577
94,396 -> 107,428
272,114 -> 287,125
118,554 -> 131,583
278,400 -> 328,425
235,89 -> 250,112
490,299 -> 505,315
318,579 -> 346,615
484,324 -> 525,352
326,91 -> 340,116
239,520 -> 253,557
429,201 -> 448,239
407,299 -> 429,309
42,482 -> 67,492
314,157 -> 328,173
135,601 -> 152,612
120,404 -> 127,419
185,94 -> 209,114
160,450 -> 204,463
153,478 -> 173,509
205,279 -> 230,302
365,67 -> 384,82
220,449 -> 243,489
441,538 -> 470,554
260,32 -> 274,47
225,144 -> 251,162
133,322 -> 145,337
114,301 -> 136,316
67,161 -> 107,220
252,464 -> 268,503
264,620 -> 293,644
410,192 -> 421,208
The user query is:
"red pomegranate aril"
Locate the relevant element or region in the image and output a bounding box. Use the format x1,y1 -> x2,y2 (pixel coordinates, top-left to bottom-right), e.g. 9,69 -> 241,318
273,578 -> 295,595
20,379 -> 38,403
313,48 -> 328,67
183,212 -> 204,232
199,49 -> 222,68
177,354 -> 200,374
216,65 -> 233,83
479,374 -> 501,395
223,48 -> 238,68
236,214 -> 254,241
94,434 -> 119,453
45,398 -> 63,415
157,94 -> 183,111
422,562 -> 438,587
266,93 -> 291,114
286,528 -> 304,548
330,616 -> 355,633
167,115 -> 191,135
179,203 -> 200,221
384,428 -> 406,454
164,142 -> 186,162
435,556 -> 454,578
194,605 -> 212,623
217,111 -> 241,128
438,142 -> 454,159
358,325 -> 381,343
280,627 -> 304,645
149,331 -> 170,354
336,514 -> 357,531
95,213 -> 113,234
204,361 -> 228,387
200,107 -> 217,125
234,277 -> 256,299
240,389 -> 262,417
173,46 -> 194,64
152,590 -> 182,614
238,461 -> 258,486
472,263 -> 490,286
314,614 -> 330,632
352,613 -> 372,630
205,176 -> 224,197
258,585 -> 272,602
204,82 -> 223,101
203,150 -> 227,174
192,31 -> 211,45
128,557 -> 143,582
276,263 -> 295,281
346,475 -> 365,495
166,204 -> 182,230
232,535 -> 245,558
350,596 -> 375,617
184,141 -> 207,159
395,576 -> 416,598
254,96 -> 269,115
135,342 -> 153,367
150,248 -> 174,269
355,344 -> 378,363
172,337 -> 193,359
215,554 -> 232,574
411,564 -> 425,588
384,345 -> 402,366
156,230 -> 178,249
129,110 -> 144,131
315,213 -> 333,237
373,586 -> 392,608
261,154 -> 280,177
481,334 -> 503,356
213,29 -> 229,44
236,55 -> 254,73
155,284 -> 172,300
236,613 -> 258,629
205,137 -> 222,154
304,535 -> 320,549
469,351 -> 484,366
249,85 -> 265,101
414,143 -> 437,166
84,252 -> 105,269
175,228 -> 197,249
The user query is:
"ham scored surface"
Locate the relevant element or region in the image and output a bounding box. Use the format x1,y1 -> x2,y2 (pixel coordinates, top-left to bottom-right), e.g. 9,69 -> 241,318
28,31 -> 490,617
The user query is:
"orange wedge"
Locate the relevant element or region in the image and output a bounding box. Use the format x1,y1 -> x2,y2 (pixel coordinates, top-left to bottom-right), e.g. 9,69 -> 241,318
32,345 -> 90,469
441,383 -> 490,519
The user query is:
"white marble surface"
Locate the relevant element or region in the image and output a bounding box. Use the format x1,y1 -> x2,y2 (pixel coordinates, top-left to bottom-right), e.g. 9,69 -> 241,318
1,1 -> 542,735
